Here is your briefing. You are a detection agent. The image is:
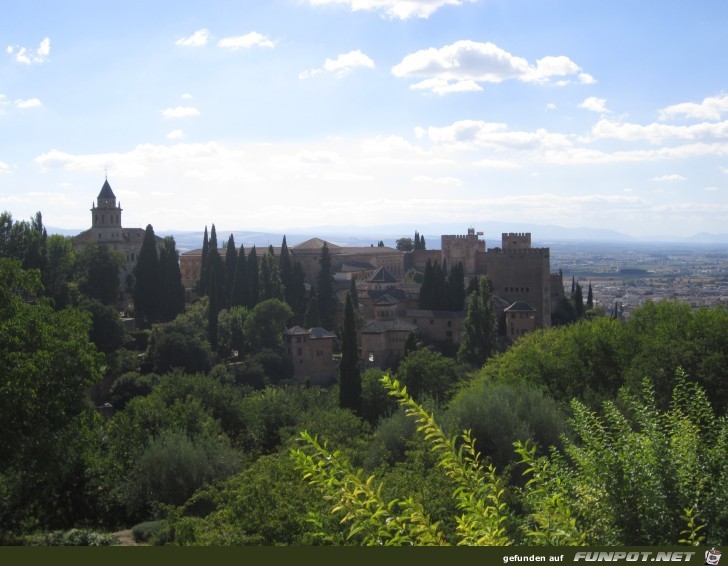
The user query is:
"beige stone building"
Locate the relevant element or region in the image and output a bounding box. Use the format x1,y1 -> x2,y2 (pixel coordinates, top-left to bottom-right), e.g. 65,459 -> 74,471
283,326 -> 338,384
72,179 -> 156,288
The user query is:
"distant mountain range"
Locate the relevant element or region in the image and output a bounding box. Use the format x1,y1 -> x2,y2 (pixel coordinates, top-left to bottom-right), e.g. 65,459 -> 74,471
47,222 -> 728,251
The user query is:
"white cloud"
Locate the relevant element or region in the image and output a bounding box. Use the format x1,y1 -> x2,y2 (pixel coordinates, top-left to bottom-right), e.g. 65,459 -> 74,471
175,29 -> 209,47
474,158 -> 520,169
307,0 -> 477,20
217,32 -> 275,49
705,186 -> 719,192
166,129 -> 185,140
659,95 -> 728,121
6,37 -> 51,64
161,106 -> 200,119
14,98 -> 42,109
0,161 -> 12,174
578,96 -> 611,114
181,93 -> 194,100
591,118 -> 728,144
546,103 -> 557,111
653,174 -> 686,182
412,175 -> 462,186
392,40 -> 589,94
300,49 -> 374,79
419,119 -> 572,151
579,73 -> 597,85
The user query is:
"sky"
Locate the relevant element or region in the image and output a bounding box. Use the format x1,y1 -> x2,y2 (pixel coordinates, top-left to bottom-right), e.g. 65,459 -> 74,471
2,0 -> 728,239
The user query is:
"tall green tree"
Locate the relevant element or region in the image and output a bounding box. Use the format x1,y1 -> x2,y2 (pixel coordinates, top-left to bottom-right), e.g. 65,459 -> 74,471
0,259 -> 103,529
133,224 -> 160,326
317,242 -> 337,330
206,225 -> 224,309
208,267 -> 219,351
458,277 -> 497,368
289,262 -> 307,325
259,251 -> 284,301
199,226 -> 209,294
43,234 -> 76,309
223,234 -> 237,309
586,282 -> 594,309
339,292 -> 362,415
446,262 -> 466,311
574,283 -> 585,318
76,243 -> 123,306
304,293 -> 321,328
349,277 -> 359,311
280,236 -> 292,302
158,236 -> 186,322
231,244 -> 249,308
247,245 -> 260,308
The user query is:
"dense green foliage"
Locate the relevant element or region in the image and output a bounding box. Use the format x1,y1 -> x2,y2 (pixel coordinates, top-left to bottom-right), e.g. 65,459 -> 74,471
2,213 -> 727,546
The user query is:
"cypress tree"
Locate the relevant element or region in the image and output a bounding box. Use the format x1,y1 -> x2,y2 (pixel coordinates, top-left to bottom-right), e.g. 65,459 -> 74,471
586,282 -> 594,309
133,224 -> 160,326
247,246 -> 259,308
420,235 -> 426,250
223,234 -> 237,308
317,242 -> 337,330
231,244 -> 249,308
259,251 -> 284,301
199,226 -> 209,295
419,259 -> 434,309
571,275 -> 576,296
574,283 -> 585,318
349,277 -> 359,311
458,277 -> 497,368
433,261 -> 447,310
206,225 -> 224,309
339,292 -> 362,415
305,292 -> 320,328
290,261 -> 307,325
208,266 -> 219,351
158,236 -> 186,322
280,235 -> 292,305
446,262 -> 466,311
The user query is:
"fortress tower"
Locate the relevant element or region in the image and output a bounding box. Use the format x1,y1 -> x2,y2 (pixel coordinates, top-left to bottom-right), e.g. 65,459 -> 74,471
441,228 -> 486,276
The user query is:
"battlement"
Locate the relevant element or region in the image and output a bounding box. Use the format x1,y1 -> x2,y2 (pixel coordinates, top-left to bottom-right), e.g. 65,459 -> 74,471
502,232 -> 531,250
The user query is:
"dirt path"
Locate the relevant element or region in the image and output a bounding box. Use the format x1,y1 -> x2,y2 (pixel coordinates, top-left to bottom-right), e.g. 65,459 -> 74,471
112,529 -> 140,546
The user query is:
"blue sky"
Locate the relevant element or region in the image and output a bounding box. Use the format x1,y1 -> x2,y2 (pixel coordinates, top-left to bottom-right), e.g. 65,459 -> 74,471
2,0 -> 728,238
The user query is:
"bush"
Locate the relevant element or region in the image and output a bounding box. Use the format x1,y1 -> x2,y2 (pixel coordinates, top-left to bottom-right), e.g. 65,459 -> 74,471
29,528 -> 118,546
446,380 -> 567,472
131,520 -> 162,543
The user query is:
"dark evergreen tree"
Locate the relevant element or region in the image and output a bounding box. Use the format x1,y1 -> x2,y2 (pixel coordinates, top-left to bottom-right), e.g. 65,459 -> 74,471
76,243 -> 123,306
432,261 -> 447,310
418,259 -> 434,309
21,212 -> 47,273
414,230 -> 421,250
158,236 -> 186,322
268,244 -> 275,257
571,275 -> 576,296
404,331 -> 418,357
231,244 -> 249,308
446,262 -> 466,311
458,277 -> 497,368
339,292 -> 362,415
349,278 -> 359,311
199,226 -> 209,294
317,242 -> 337,330
574,282 -> 585,318
247,246 -> 259,308
208,267 -> 219,351
587,282 -> 594,309
280,235 -> 292,304
289,261 -> 307,325
304,292 -> 320,328
133,224 -> 160,326
223,234 -> 237,308
259,251 -> 284,301
420,235 -> 426,250
206,225 -> 224,310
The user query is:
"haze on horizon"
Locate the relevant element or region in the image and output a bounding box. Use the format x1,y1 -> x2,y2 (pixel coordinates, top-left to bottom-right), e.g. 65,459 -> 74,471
2,1 -> 728,239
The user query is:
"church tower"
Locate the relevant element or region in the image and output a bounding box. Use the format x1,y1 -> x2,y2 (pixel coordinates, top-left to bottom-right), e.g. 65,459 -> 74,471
91,178 -> 123,242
